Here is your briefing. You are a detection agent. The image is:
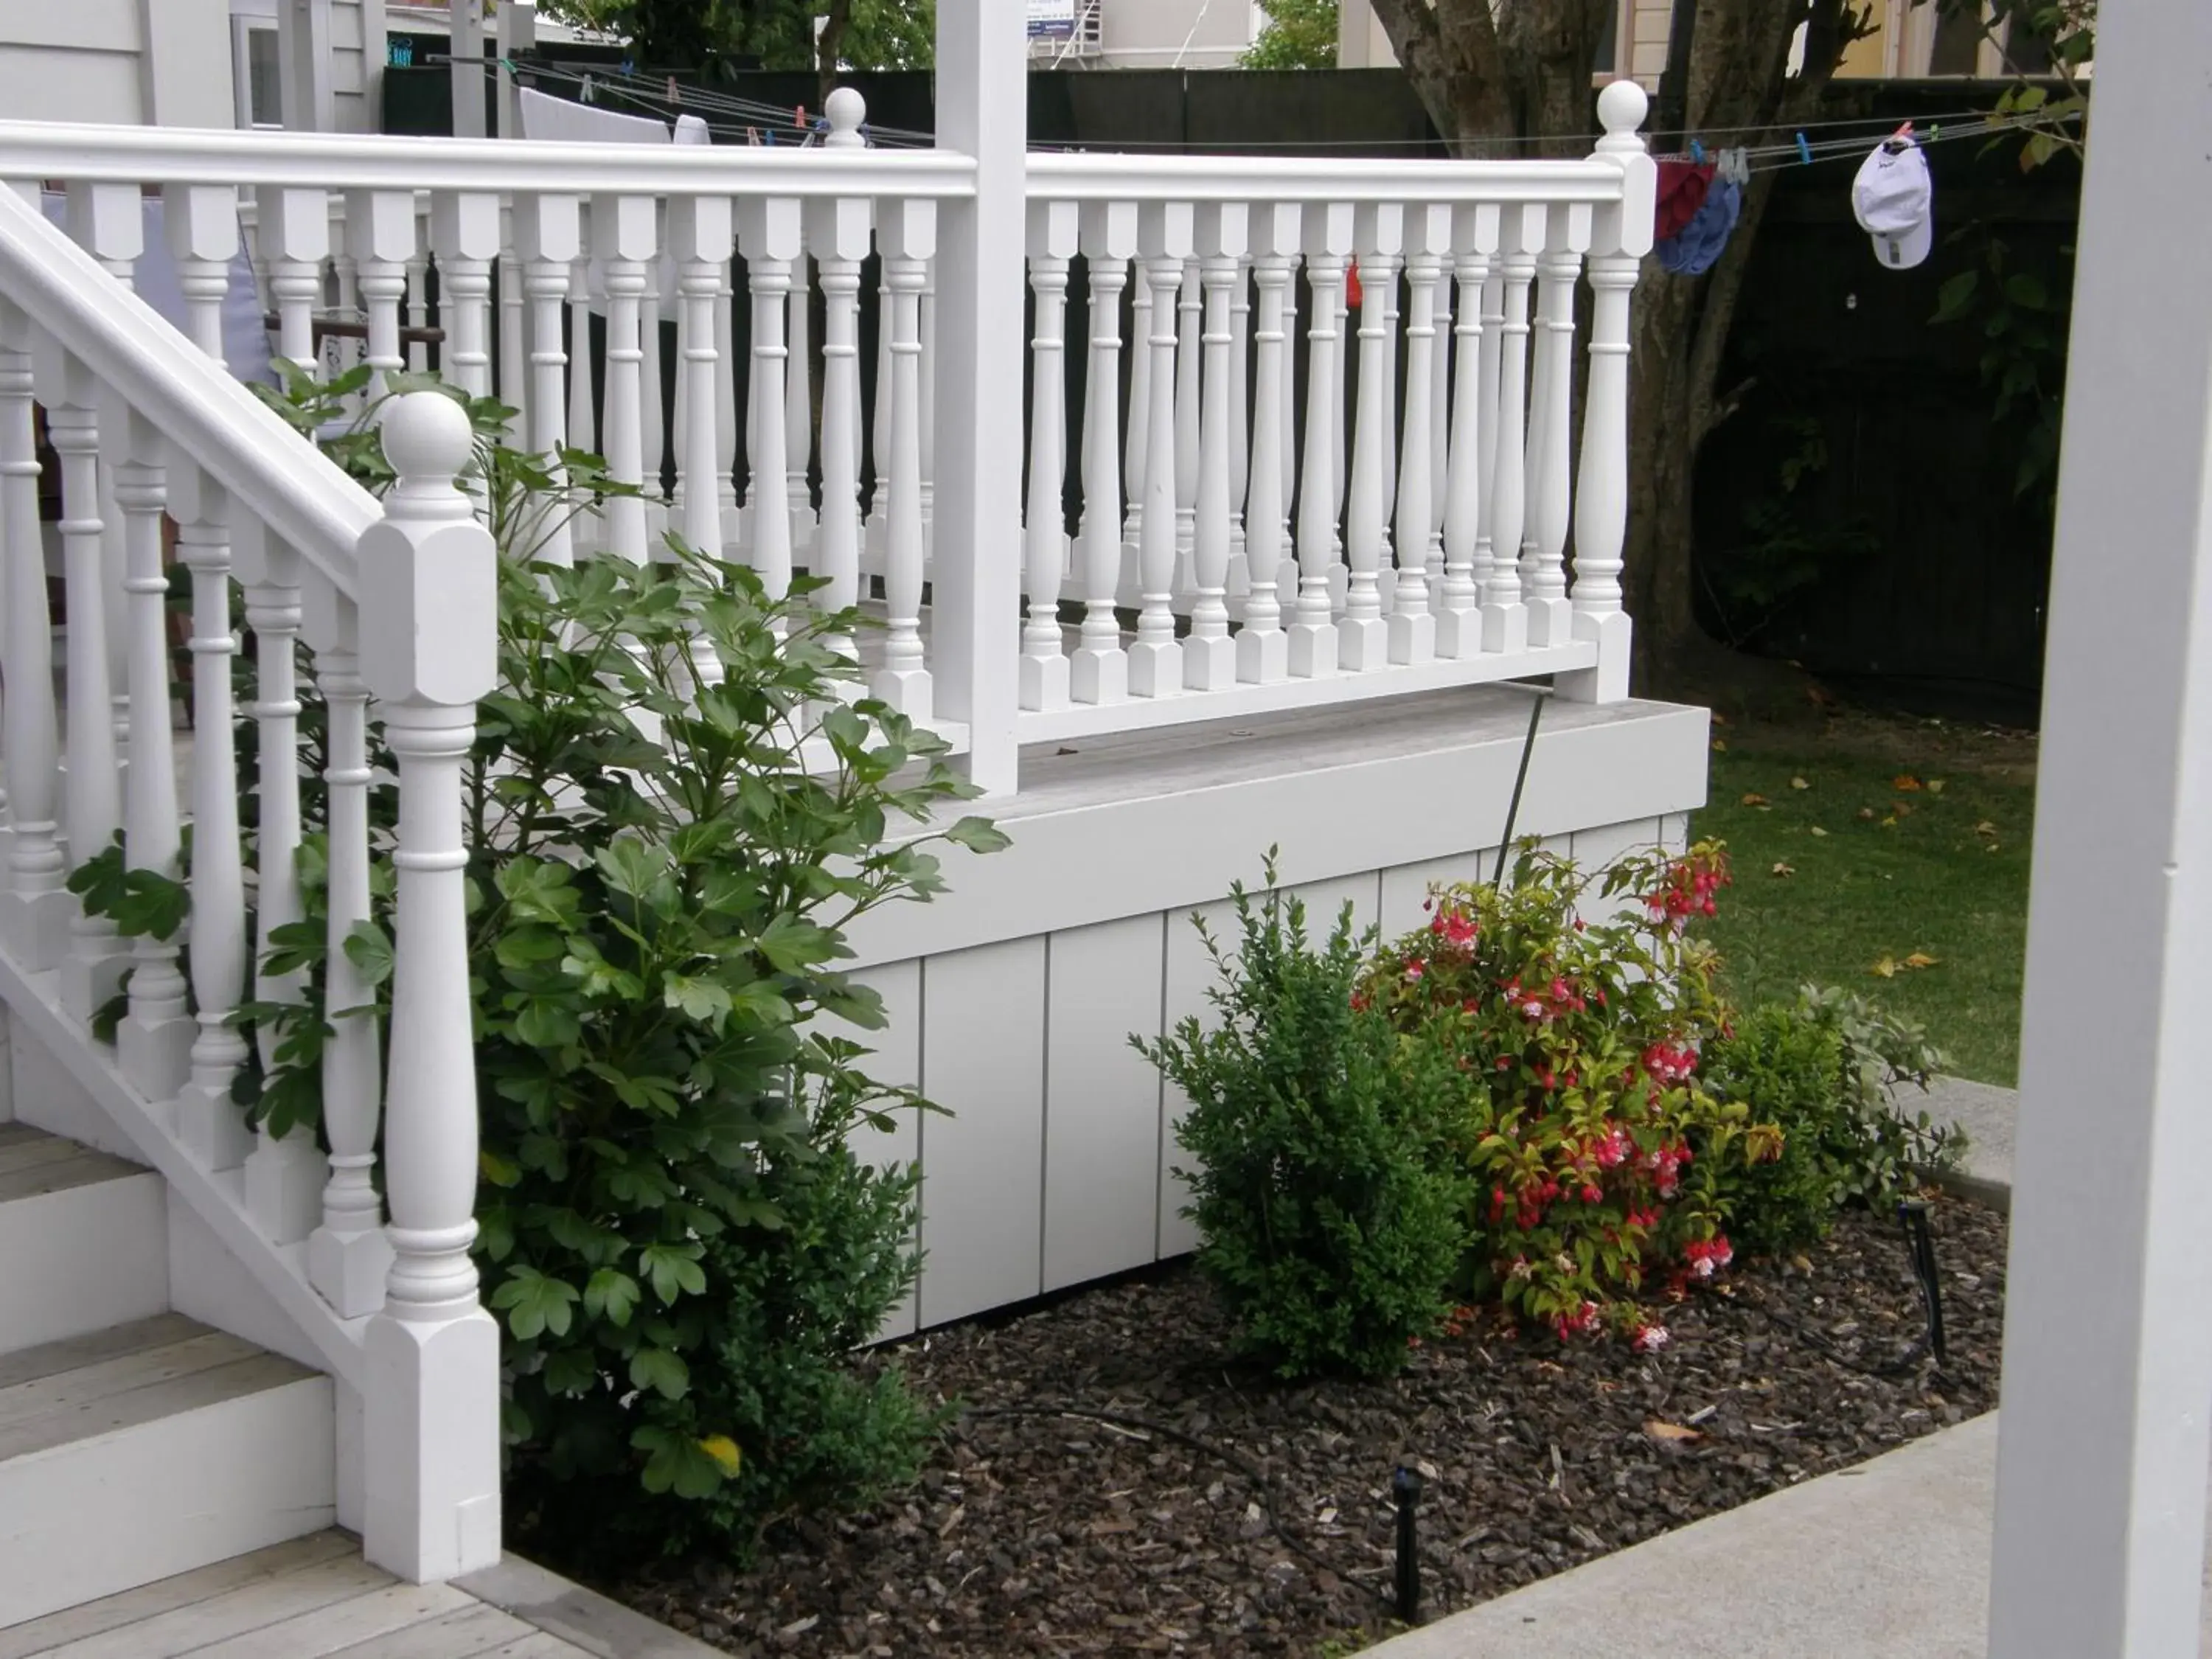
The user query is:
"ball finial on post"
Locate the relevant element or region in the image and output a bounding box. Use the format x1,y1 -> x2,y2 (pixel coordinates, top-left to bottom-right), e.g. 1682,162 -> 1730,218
1596,79 -> 1651,153
379,391 -> 477,521
824,86 -> 868,149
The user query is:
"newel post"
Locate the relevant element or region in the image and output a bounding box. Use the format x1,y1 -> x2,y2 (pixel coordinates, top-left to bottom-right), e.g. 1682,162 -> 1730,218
1562,80 -> 1653,704
359,393 -> 502,1584
932,0 -> 1027,793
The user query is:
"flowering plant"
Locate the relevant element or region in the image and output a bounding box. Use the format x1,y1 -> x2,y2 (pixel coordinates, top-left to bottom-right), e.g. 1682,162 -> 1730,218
1357,841 -> 1778,1342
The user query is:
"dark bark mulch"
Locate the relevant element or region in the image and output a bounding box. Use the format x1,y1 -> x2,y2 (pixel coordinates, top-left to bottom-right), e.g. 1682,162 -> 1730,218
625,1192 -> 2004,1658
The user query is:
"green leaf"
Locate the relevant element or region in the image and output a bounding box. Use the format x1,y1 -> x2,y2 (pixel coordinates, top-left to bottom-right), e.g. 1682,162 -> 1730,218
583,1267 -> 641,1328
488,1267 -> 580,1341
631,1425 -> 729,1500
639,1240 -> 709,1306
944,815 -> 1012,855
628,1345 -> 690,1400
342,921 -> 396,987
1930,271 -> 1980,325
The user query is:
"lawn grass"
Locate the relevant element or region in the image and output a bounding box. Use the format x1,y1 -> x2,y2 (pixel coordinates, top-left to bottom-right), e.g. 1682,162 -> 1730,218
1693,720 -> 2034,1085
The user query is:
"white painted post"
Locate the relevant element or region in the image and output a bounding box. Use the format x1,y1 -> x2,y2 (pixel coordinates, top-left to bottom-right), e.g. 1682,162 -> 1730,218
1427,248 -> 1450,588
1565,81 -> 1652,705
1186,204 -> 1245,692
350,190 -> 419,403
1122,264 -> 1150,585
431,193 -> 501,402
596,195 -> 656,564
114,411 -> 192,1099
1340,203 -> 1401,672
1290,204 -> 1351,679
1227,252 -> 1251,595
51,354 -> 125,1023
672,195 -> 734,566
1482,209 -> 1538,655
497,203 -> 528,442
513,193 -> 580,566
495,0 -> 536,141
448,0 -> 487,140
1020,198 -> 1078,712
241,535 -> 327,1245
69,187 -> 139,776
1438,204 -> 1497,661
567,205 -> 597,459
810,185 -> 870,666
865,263 -> 893,565
1390,205 -> 1447,668
1071,201 -> 1135,707
1474,268 -> 1505,605
172,473 -> 251,1171
641,269 -> 668,548
932,0 -> 1026,790
739,197 -> 800,600
0,300 -> 66,967
784,248 -> 815,560
714,255 -> 740,553
1526,208 -> 1589,647
1130,202 -> 1192,699
258,187 -> 328,374
307,595 -> 391,1318
1237,203 -> 1299,686
1986,7 -> 2212,1652
359,392 -> 501,1584
874,198 -> 934,720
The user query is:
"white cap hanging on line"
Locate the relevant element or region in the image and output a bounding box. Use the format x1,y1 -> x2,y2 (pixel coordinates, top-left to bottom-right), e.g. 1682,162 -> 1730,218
1852,140 -> 1934,270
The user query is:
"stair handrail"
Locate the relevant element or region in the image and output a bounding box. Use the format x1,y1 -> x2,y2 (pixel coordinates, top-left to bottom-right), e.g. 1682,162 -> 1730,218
0,184 -> 375,597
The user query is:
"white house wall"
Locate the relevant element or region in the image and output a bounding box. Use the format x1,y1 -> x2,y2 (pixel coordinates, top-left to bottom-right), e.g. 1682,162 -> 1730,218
0,0 -> 235,128
1098,0 -> 1260,69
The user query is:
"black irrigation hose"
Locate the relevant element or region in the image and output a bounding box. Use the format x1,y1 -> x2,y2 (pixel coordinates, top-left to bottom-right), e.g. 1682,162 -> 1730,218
1724,1202 -> 1955,1381
1490,682 -> 1551,889
954,1403 -> 1436,1613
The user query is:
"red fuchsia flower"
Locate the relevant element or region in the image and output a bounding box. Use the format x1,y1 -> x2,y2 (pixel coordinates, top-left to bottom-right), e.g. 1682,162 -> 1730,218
1495,1054 -> 1513,1071
1350,992 -> 1368,1012
1430,908 -> 1477,947
1683,1236 -> 1734,1281
1553,1301 -> 1601,1341
1534,1065 -> 1557,1091
1592,1125 -> 1630,1169
1632,1324 -> 1671,1354
1580,1183 -> 1603,1205
1489,1186 -> 1509,1225
1507,1256 -> 1534,1281
1405,961 -> 1425,981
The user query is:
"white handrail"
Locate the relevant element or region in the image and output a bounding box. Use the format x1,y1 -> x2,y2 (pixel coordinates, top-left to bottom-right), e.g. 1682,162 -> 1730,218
0,121 -> 980,201
1026,150 -> 1632,205
0,185 -> 375,596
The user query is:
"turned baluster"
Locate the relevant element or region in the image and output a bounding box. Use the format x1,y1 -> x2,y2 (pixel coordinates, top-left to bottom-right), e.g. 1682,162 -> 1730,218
1290,205 -> 1352,679
810,189 -> 870,671
1020,201 -> 1078,712
164,184 -> 239,362
785,244 -> 815,562
257,187 -> 328,373
1389,205 -> 1449,667
1186,204 -> 1246,692
1340,204 -> 1401,671
594,195 -> 656,563
740,196 -> 801,606
1237,203 -> 1301,686
670,194 -> 734,566
1173,258 -> 1200,577
1439,204 -> 1498,661
0,299 -> 66,967
1482,208 -> 1540,655
1071,201 -> 1135,707
1526,209 -> 1589,647
872,200 -> 934,718
514,193 -> 580,567
431,192 -> 499,403
1129,204 -> 1191,698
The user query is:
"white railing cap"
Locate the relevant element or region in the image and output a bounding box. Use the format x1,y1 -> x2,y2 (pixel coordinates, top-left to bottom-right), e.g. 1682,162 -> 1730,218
0,184 -> 375,595
0,121 -> 978,201
1026,150 -> 1633,207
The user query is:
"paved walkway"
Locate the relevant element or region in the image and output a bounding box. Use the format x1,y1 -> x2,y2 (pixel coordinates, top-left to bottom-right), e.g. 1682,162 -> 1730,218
1370,1077 -> 2212,1658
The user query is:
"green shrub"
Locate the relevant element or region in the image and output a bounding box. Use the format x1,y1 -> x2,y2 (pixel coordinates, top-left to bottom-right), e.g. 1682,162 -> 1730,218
1360,843 -> 1776,1343
79,366 -> 1004,1557
1135,869 -> 1470,1380
1703,987 -> 1964,1255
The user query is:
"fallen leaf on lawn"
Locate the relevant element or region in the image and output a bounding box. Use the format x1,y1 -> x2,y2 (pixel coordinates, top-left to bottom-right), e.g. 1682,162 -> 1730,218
1871,956 -> 1899,978
1987,843 -> 2003,854
1857,807 -> 1877,821
1893,774 -> 1923,791
1904,952 -> 1940,969
1711,738 -> 1728,752
1975,821 -> 1999,837
1740,793 -> 1768,807
1771,861 -> 1796,877
1790,776 -> 1811,790
1891,801 -> 1914,815
1711,712 -> 1732,726
1880,815 -> 1899,829
1927,779 -> 1946,794
1644,1419 -> 1703,1443
1809,826 -> 1830,838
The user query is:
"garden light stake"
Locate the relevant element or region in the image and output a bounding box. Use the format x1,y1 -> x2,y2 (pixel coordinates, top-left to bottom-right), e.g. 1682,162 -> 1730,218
1393,1465 -> 1424,1624
1897,1198 -> 1948,1368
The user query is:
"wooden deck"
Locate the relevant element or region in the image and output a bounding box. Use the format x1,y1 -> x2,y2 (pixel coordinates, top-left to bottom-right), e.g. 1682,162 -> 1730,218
0,1532 -> 718,1659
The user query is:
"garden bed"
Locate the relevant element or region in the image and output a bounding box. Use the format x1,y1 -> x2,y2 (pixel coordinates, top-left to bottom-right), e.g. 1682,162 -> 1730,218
620,1191 -> 2003,1658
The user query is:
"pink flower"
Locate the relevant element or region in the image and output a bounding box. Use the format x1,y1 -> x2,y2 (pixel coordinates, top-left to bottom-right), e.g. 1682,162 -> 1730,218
1405,961 -> 1425,981
1632,1324 -> 1671,1354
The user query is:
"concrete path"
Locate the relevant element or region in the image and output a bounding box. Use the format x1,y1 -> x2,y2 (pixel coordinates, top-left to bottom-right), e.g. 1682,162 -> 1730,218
1368,1077 -> 2212,1658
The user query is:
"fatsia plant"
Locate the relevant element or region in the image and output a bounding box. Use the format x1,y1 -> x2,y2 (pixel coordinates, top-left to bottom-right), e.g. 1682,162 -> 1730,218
76,369 -> 1007,1546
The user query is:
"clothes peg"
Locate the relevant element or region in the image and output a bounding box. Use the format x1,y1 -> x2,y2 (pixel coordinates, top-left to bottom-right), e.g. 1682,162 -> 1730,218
581,73 -> 596,103
667,74 -> 681,105
1882,119 -> 1915,153
1690,138 -> 1705,165
1795,132 -> 1814,166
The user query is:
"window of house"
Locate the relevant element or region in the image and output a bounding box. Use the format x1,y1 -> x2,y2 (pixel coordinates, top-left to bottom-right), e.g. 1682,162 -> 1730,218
244,25 -> 283,127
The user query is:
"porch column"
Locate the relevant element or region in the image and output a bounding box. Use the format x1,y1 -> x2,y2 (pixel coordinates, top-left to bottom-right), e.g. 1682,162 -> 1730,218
1987,7 -> 2212,1655
448,0 -> 486,140
931,0 -> 1027,794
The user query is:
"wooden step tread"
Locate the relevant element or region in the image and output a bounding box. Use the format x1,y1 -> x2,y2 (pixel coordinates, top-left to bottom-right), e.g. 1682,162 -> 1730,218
0,1135 -> 151,1206
0,1313 -> 319,1464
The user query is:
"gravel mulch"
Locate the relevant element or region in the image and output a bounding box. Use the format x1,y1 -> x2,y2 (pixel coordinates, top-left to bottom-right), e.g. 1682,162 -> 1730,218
624,1192 -> 2005,1658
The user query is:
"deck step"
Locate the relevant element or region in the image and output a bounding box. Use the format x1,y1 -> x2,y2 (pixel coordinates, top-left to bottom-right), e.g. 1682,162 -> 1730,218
0,1312 -> 335,1626
0,1128 -> 167,1356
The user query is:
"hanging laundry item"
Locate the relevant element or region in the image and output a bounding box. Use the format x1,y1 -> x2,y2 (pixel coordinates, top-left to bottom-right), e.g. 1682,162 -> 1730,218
1656,175 -> 1741,276
1851,140 -> 1934,271
41,192 -> 273,386
674,113 -> 712,145
1654,159 -> 1717,242
518,85 -> 675,145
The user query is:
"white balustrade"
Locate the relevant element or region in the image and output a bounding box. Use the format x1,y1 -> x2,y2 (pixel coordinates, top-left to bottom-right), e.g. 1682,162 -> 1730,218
514,193 -> 580,566
641,259 -> 668,543
1071,200 -> 1134,706
1288,204 -> 1351,680
1391,206 -> 1447,668
810,187 -> 869,667
1020,199 -> 1076,711
785,247 -> 815,560
596,193 -> 655,563
1121,263 -> 1149,579
164,184 -> 239,360
406,245 -> 431,374
259,186 -> 328,371
566,207 -> 595,456
1526,209 -> 1589,646
1226,252 -> 1251,591
740,197 -> 799,605
1439,204 -> 1496,661
671,195 -> 733,563
1172,259 -> 1200,570
1341,204 -> 1400,671
1483,209 -> 1537,654
1236,204 -> 1298,686
431,192 -> 499,403
872,198 -> 933,717
349,189 -> 417,401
